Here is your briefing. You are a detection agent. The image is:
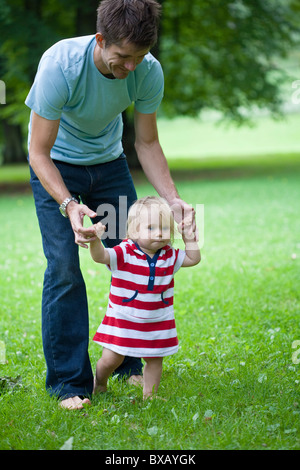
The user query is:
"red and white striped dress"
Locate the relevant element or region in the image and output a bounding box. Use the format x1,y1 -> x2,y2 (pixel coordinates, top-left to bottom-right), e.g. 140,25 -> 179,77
93,239 -> 186,357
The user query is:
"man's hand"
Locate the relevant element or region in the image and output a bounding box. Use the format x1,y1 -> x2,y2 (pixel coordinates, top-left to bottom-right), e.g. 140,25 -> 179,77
168,197 -> 198,242
66,201 -> 98,249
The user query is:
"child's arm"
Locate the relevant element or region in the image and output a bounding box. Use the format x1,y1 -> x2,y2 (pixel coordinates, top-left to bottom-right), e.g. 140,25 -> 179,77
89,222 -> 111,265
178,217 -> 201,267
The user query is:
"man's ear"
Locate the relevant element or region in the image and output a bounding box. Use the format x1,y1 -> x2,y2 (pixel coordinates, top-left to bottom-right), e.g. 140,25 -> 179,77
95,32 -> 105,49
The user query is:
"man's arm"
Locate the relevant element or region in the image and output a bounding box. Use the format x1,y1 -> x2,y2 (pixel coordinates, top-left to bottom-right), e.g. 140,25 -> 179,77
29,112 -> 70,203
29,112 -> 97,248
134,110 -> 178,201
134,110 -> 196,230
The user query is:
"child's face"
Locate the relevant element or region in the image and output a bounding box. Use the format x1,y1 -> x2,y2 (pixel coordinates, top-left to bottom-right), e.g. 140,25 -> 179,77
133,207 -> 172,255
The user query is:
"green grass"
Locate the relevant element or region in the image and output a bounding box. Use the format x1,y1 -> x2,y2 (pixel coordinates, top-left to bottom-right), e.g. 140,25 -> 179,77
0,157 -> 299,450
158,112 -> 300,160
1,112 -> 300,183
0,164 -> 30,183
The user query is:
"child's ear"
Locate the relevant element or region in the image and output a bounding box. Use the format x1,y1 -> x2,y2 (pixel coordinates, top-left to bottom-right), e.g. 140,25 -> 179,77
129,222 -> 140,240
133,223 -> 140,238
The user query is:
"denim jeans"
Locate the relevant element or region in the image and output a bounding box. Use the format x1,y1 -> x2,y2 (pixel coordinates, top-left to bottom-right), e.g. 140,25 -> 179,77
29,154 -> 142,399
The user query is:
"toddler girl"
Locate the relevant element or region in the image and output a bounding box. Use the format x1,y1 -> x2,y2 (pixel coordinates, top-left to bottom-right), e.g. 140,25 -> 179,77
90,196 -> 200,399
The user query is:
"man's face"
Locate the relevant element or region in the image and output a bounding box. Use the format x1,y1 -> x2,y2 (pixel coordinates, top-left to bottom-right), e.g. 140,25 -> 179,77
96,35 -> 149,79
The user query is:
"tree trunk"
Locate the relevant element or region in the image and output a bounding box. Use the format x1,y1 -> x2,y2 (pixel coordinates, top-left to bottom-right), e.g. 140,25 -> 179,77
2,120 -> 27,164
122,110 -> 141,170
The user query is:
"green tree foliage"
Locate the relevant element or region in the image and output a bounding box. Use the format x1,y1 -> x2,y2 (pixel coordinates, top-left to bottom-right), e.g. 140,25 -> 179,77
0,0 -> 298,163
160,0 -> 299,122
0,0 -> 99,162
0,0 -> 77,124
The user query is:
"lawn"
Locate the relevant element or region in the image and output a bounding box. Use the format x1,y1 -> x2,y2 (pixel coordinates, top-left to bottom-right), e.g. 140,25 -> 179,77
0,152 -> 299,450
158,111 -> 300,160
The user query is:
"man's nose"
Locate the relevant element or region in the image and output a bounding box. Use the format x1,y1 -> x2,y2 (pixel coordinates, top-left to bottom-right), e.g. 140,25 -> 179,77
124,60 -> 137,71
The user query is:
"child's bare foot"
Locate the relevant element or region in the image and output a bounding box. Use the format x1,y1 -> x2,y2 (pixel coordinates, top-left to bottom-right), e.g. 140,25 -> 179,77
60,396 -> 91,410
143,394 -> 167,401
127,374 -> 143,387
93,376 -> 107,394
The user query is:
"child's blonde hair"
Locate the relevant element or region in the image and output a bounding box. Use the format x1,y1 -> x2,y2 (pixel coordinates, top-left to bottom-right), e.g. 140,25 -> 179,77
126,196 -> 175,244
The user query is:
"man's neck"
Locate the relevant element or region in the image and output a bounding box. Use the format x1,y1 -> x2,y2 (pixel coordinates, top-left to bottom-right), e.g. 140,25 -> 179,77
93,43 -> 115,79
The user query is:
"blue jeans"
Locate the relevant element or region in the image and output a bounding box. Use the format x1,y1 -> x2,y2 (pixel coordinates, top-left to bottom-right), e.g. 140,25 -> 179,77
29,154 -> 142,399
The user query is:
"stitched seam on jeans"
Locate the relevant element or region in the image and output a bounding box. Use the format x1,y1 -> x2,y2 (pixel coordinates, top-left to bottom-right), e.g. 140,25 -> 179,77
85,166 -> 94,193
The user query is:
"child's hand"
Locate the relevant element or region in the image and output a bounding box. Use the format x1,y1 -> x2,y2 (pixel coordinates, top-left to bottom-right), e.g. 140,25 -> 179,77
93,222 -> 106,239
178,215 -> 198,242
89,222 -> 110,264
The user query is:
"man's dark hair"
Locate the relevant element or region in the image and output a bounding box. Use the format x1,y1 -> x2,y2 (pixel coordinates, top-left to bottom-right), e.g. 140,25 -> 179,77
96,0 -> 161,49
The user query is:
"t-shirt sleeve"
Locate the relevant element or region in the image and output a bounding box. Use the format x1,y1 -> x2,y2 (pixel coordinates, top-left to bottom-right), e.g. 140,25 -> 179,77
25,55 -> 69,120
174,248 -> 186,273
106,244 -> 126,272
134,59 -> 164,114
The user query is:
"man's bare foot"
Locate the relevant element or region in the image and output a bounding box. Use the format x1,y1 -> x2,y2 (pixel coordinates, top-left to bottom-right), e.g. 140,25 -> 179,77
60,396 -> 91,410
127,374 -> 144,386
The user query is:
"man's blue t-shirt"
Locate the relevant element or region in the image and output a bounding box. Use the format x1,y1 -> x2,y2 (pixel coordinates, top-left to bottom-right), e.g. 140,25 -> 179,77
25,35 -> 164,165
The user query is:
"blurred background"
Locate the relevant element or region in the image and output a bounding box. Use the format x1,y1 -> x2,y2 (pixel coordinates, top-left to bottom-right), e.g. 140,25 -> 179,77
0,0 -> 299,176
1,3 -> 300,449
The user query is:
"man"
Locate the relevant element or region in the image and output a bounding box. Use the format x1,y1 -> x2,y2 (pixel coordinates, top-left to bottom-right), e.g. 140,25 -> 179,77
26,0 -> 194,409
